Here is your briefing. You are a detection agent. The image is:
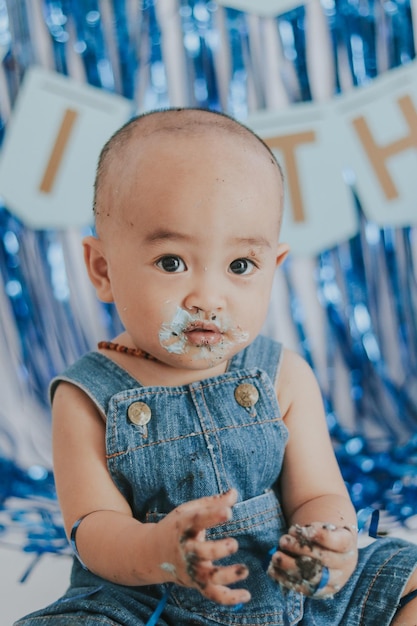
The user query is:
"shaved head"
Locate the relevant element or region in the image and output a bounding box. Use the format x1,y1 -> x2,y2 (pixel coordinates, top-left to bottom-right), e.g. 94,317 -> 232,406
93,107 -> 283,234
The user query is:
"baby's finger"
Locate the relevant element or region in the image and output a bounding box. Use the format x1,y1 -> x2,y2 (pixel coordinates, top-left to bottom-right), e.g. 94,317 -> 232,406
287,523 -> 356,553
204,563 -> 250,588
181,558 -> 250,605
178,490 -> 238,535
279,535 -> 356,568
213,563 -> 249,586
183,548 -> 248,588
184,536 -> 239,563
202,583 -> 251,606
268,551 -> 340,598
268,551 -> 323,593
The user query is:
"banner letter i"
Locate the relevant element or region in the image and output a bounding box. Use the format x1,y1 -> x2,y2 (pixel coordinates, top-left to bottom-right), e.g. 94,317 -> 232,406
39,108 -> 78,194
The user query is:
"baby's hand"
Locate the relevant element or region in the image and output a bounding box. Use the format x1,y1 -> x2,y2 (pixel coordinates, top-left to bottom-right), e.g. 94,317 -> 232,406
157,489 -> 250,606
267,522 -> 358,598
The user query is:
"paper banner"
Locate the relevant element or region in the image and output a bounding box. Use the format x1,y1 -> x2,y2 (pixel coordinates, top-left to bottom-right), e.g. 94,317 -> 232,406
0,66 -> 132,229
248,103 -> 357,255
1,62 -> 417,250
335,62 -> 417,228
248,60 -> 417,255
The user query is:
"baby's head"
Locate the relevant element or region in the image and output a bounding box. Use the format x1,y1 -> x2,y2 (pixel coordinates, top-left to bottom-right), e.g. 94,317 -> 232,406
93,107 -> 284,238
85,108 -> 288,373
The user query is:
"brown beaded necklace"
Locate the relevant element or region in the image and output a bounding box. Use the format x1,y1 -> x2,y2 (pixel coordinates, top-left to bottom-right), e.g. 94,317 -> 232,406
97,341 -> 157,361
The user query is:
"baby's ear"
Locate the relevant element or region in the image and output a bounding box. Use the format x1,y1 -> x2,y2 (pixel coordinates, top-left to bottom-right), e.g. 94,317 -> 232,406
83,236 -> 114,302
275,242 -> 290,268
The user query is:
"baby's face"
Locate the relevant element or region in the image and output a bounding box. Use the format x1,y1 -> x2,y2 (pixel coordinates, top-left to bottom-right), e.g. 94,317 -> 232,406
97,130 -> 287,374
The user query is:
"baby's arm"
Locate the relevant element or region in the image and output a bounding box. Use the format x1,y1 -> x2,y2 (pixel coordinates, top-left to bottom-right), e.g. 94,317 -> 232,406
52,382 -> 250,605
268,350 -> 358,597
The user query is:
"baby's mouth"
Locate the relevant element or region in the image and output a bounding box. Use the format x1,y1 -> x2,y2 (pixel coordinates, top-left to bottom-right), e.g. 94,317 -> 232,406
183,322 -> 223,346
159,307 -> 249,357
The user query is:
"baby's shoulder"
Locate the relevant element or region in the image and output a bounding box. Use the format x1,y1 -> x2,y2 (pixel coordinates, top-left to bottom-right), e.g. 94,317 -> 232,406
276,348 -> 320,417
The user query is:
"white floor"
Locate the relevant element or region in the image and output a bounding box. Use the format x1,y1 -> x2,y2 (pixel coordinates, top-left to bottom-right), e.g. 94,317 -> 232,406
2,547 -> 72,625
2,528 -> 417,625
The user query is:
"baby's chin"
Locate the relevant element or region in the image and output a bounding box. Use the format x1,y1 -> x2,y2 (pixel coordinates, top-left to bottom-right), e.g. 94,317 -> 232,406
166,341 -> 250,373
163,348 -> 228,369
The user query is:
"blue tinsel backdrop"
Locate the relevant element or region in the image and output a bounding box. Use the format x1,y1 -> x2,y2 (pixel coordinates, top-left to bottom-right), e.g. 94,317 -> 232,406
0,0 -> 417,571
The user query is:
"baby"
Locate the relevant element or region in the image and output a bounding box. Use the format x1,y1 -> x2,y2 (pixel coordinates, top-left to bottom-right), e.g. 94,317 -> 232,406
16,108 -> 417,625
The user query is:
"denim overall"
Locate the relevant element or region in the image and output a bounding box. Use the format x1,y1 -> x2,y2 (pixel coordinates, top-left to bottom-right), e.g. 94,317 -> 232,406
16,335 -> 417,625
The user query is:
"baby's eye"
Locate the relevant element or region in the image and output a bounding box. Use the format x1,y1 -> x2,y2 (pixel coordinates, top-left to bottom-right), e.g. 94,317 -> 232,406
156,255 -> 187,273
229,258 -> 256,275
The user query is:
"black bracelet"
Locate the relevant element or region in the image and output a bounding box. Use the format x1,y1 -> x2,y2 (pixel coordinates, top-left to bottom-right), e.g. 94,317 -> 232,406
70,515 -> 90,570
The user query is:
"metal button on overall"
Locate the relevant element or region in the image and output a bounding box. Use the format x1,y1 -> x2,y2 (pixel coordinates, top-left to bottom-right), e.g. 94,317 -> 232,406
234,383 -> 259,408
127,401 -> 152,426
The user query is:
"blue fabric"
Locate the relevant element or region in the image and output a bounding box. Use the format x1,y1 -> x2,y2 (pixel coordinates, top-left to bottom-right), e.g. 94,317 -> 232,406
15,335 -> 417,625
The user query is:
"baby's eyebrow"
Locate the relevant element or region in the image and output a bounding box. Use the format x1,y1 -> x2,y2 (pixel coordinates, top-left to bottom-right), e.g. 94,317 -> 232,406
143,229 -> 193,244
230,236 -> 272,249
143,230 -> 272,250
